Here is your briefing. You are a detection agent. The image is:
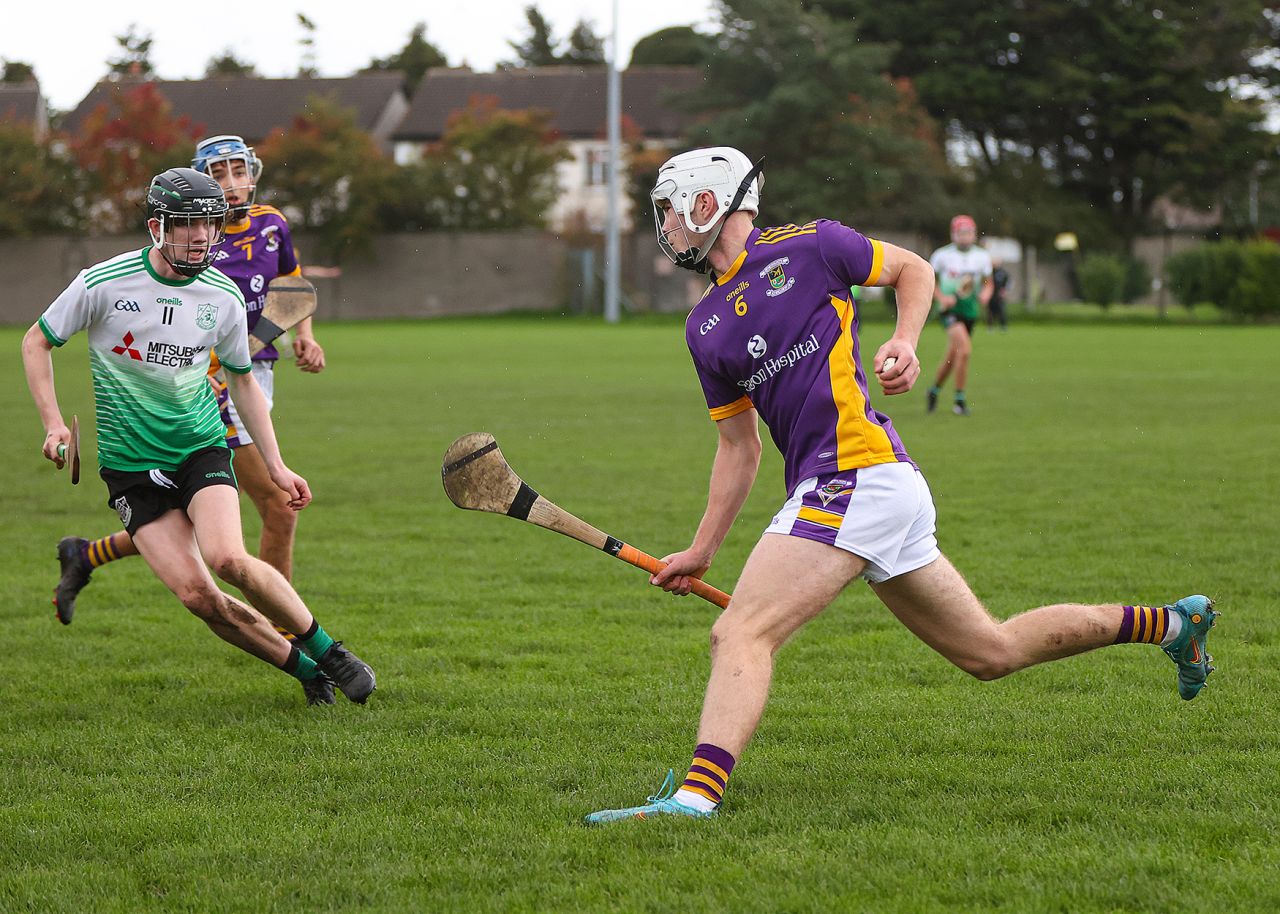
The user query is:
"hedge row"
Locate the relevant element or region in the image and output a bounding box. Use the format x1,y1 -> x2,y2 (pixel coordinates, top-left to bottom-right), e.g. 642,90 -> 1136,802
1165,241 -> 1280,317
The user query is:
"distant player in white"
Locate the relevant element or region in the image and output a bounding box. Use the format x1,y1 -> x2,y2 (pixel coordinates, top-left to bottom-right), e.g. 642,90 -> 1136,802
21,167 -> 375,705
925,214 -> 992,416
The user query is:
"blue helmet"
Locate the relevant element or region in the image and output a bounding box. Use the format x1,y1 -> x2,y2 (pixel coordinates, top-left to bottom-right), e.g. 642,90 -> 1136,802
192,134 -> 262,217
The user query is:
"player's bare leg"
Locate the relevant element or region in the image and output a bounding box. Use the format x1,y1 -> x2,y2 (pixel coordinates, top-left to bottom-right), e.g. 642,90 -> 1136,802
871,555 -> 1217,696
928,322 -> 970,412
187,485 -> 375,702
232,442 -> 297,581
696,534 -> 867,756
130,509 -> 291,665
949,325 -> 972,414
587,535 -> 866,824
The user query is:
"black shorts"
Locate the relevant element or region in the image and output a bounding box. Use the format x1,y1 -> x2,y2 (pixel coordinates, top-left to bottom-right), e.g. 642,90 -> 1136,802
100,446 -> 238,535
941,312 -> 976,336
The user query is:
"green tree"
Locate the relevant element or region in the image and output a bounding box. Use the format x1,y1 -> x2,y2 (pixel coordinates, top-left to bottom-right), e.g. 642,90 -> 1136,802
297,13 -> 318,78
820,0 -> 1278,243
205,50 -> 257,78
364,23 -> 448,95
2,60 -> 36,83
68,83 -> 203,233
563,20 -> 606,65
508,5 -> 561,67
629,26 -> 714,67
257,97 -> 396,260
690,0 -> 952,231
0,124 -> 85,236
106,24 -> 155,80
390,96 -> 569,230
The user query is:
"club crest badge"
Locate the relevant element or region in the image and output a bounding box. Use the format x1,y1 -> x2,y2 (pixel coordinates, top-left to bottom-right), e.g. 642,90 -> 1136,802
114,495 -> 132,526
761,257 -> 794,297
196,303 -> 219,330
816,479 -> 854,507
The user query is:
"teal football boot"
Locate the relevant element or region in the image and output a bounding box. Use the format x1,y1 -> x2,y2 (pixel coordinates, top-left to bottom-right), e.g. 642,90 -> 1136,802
1162,595 -> 1218,701
584,770 -> 716,825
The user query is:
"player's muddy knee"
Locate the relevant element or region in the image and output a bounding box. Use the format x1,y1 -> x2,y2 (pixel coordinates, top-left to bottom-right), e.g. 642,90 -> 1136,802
209,552 -> 252,587
709,611 -> 776,658
177,585 -> 225,620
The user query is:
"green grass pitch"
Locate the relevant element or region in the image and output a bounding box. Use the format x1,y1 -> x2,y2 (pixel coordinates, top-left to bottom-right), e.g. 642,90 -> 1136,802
1,317 -> 1277,913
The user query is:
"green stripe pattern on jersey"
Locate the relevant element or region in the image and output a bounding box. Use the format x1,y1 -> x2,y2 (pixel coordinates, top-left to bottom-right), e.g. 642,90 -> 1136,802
89,347 -> 227,471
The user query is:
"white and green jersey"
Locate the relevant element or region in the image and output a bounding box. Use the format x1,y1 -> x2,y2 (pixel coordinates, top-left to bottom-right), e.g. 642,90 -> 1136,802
38,247 -> 251,472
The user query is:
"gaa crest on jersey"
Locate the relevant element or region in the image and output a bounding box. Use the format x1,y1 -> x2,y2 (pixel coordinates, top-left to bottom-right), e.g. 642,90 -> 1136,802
195,303 -> 219,330
816,479 -> 854,506
761,257 -> 794,297
114,495 -> 132,526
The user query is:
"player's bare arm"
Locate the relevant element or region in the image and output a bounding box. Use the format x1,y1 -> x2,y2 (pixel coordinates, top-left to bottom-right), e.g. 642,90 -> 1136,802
868,243 -> 933,395
20,324 -> 71,466
653,408 -> 762,596
224,370 -> 311,510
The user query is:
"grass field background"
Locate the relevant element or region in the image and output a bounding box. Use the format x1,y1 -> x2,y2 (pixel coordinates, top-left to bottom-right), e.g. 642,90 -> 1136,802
1,317 -> 1277,913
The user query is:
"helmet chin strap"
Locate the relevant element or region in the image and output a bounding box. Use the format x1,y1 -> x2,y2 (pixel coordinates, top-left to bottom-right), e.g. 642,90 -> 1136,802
673,157 -> 765,275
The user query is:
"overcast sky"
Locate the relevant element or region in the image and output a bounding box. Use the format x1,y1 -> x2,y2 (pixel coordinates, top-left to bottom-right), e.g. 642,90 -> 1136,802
2,0 -> 720,111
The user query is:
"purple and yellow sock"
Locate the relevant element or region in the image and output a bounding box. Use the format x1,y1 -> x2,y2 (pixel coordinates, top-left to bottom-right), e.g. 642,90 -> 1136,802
1116,605 -> 1171,644
81,534 -> 126,568
677,743 -> 736,807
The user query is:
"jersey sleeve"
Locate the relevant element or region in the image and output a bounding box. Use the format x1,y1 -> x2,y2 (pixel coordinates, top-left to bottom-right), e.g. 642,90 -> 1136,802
686,326 -> 753,422
38,271 -> 94,346
214,291 -> 252,374
978,249 -> 994,278
816,219 -> 885,288
929,247 -> 946,274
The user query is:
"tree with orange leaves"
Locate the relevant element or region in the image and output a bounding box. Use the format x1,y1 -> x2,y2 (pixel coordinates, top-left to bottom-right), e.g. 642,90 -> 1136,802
67,83 -> 203,233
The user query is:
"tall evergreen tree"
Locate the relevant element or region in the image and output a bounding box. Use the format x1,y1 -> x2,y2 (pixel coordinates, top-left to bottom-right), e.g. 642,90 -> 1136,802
365,23 -> 448,95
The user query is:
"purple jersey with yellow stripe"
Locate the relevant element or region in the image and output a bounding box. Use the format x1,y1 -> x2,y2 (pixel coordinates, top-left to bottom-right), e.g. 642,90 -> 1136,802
209,204 -> 299,361
685,220 -> 911,495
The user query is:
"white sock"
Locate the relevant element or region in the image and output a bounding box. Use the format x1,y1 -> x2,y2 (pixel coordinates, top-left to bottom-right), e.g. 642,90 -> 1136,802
1160,610 -> 1184,647
673,788 -> 717,812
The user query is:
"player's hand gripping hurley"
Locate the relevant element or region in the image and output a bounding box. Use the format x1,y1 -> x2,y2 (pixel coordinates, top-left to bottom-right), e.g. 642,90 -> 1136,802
53,414 -> 81,485
442,433 -> 732,609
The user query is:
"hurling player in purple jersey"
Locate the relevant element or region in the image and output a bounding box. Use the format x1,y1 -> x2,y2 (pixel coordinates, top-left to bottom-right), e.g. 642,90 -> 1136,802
48,137 -> 338,705
584,147 -> 1216,824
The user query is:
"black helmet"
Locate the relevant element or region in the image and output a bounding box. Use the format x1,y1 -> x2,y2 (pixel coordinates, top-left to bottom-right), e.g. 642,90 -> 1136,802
145,167 -> 228,277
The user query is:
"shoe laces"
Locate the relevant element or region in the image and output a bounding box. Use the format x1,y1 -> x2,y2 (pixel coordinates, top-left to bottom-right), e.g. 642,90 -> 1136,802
646,769 -> 678,805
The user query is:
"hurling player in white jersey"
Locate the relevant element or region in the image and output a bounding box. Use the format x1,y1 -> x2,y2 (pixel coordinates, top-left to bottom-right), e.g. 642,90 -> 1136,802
925,214 -> 993,416
21,168 -> 375,706
50,136 -> 325,683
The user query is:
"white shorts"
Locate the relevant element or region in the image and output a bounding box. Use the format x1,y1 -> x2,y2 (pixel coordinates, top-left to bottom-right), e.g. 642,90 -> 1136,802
216,361 -> 274,448
765,462 -> 940,583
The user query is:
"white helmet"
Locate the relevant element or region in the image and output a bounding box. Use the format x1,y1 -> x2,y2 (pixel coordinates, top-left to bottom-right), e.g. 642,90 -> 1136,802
651,146 -> 763,274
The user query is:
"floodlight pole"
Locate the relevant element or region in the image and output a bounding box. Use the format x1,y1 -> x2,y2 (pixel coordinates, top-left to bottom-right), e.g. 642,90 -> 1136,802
604,0 -> 622,324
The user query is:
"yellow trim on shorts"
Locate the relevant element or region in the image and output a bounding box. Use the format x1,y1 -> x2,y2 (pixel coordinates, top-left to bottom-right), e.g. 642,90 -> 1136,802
798,506 -> 845,529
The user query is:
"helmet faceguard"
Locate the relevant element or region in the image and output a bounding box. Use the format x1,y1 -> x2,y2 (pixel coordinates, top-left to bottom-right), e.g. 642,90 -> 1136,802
651,147 -> 764,275
192,134 -> 262,220
146,168 -> 229,277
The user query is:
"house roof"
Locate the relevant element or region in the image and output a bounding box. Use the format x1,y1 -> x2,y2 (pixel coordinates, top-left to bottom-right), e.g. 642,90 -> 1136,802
394,66 -> 706,141
0,83 -> 43,128
62,74 -> 406,143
